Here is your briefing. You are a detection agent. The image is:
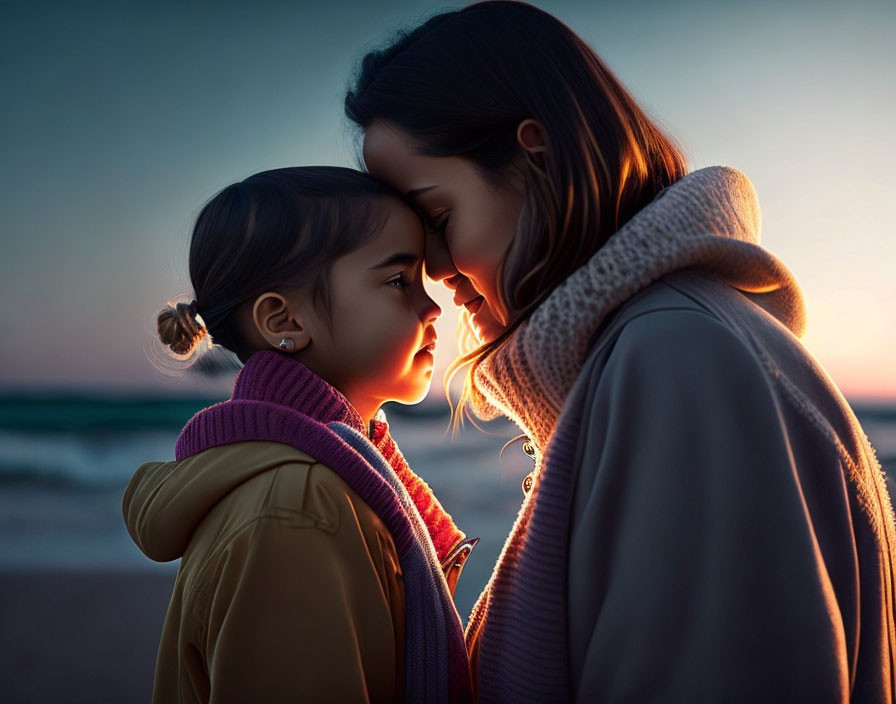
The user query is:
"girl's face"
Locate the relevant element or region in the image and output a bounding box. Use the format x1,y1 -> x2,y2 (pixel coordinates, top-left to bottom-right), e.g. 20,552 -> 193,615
362,121 -> 524,343
301,196 -> 441,421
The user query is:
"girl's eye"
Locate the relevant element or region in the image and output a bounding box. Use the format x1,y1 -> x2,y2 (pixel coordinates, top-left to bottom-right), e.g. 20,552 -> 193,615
387,273 -> 410,289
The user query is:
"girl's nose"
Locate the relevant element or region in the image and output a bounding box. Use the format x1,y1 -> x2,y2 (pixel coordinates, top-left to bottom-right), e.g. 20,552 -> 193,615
424,229 -> 458,282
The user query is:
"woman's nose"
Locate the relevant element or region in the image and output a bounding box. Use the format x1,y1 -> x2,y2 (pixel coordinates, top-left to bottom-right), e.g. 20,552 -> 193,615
420,293 -> 441,323
424,229 -> 458,282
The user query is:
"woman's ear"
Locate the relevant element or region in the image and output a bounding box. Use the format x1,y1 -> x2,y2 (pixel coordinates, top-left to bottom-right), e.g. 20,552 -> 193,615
251,292 -> 312,353
516,118 -> 547,170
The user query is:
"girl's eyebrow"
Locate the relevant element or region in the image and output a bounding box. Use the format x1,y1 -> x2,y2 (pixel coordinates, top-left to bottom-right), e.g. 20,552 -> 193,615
369,252 -> 421,269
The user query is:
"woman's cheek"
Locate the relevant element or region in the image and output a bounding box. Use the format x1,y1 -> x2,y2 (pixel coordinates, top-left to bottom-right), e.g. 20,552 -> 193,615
453,246 -> 488,289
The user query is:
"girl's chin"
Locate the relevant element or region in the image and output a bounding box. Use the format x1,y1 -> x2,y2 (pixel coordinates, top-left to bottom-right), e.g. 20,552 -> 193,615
388,384 -> 434,408
414,346 -> 435,362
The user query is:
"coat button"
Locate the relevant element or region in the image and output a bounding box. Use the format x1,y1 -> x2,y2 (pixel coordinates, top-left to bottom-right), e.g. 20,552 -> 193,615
522,441 -> 536,458
522,472 -> 535,495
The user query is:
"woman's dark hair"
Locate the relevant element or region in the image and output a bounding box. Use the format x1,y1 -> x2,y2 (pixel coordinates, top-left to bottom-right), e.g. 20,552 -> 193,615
345,0 -> 687,423
157,166 -> 400,363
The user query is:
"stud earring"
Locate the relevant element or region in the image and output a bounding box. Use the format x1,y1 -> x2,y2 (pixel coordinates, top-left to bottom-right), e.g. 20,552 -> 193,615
278,338 -> 295,352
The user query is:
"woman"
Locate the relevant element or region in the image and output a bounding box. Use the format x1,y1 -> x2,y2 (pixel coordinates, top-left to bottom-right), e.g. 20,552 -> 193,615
345,2 -> 896,702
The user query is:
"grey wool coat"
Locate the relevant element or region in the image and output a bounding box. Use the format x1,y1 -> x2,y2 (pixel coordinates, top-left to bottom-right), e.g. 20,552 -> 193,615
464,167 -> 896,702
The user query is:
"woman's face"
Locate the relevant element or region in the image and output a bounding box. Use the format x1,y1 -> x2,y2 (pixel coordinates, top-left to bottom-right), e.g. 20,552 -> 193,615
363,121 -> 524,343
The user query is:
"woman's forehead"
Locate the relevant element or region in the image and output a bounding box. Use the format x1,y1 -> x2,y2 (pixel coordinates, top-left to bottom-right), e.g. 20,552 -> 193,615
363,126 -> 399,173
363,123 -> 427,186
363,122 -> 475,202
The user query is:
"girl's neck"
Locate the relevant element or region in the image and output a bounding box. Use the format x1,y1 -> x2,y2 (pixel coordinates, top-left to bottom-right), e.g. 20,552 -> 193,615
348,401 -> 383,436
232,350 -> 367,431
285,353 -> 381,434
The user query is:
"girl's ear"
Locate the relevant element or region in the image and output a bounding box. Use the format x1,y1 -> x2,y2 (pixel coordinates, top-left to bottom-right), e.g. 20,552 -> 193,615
517,118 -> 547,170
251,292 -> 312,353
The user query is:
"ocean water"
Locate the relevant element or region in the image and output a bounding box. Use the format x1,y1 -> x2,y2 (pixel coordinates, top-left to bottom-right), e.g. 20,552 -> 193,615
0,395 -> 534,617
1,395 -> 894,619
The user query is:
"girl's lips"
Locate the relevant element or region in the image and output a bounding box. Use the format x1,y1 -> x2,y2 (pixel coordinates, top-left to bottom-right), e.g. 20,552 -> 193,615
414,346 -> 435,366
464,296 -> 485,314
415,339 -> 437,357
415,326 -> 438,358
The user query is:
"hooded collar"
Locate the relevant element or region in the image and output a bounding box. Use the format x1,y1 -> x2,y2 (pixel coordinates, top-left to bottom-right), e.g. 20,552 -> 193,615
150,349 -> 465,564
469,166 -> 805,458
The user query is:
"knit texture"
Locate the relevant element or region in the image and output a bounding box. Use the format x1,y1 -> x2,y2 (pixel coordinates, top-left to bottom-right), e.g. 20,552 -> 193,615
175,350 -> 473,703
330,422 -> 473,704
463,166 -> 826,702
469,166 -> 803,459
175,350 -> 464,563
370,420 -> 465,561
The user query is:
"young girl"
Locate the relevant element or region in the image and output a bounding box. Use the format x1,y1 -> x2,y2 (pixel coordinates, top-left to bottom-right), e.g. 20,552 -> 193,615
123,166 -> 476,703
346,2 -> 896,701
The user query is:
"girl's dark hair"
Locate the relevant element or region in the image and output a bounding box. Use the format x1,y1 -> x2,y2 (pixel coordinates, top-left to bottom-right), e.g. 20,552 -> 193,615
158,166 -> 400,363
345,0 -> 687,424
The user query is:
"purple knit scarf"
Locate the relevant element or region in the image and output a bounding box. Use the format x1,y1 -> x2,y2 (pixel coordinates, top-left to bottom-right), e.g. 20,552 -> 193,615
175,350 -> 473,703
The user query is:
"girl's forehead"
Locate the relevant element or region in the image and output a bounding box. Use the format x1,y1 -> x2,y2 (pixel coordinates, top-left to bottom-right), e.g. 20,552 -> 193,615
377,197 -> 425,248
343,197 -> 425,269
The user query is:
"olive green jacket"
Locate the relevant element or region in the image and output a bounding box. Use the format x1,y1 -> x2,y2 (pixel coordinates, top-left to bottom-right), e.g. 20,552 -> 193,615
125,441 -> 407,703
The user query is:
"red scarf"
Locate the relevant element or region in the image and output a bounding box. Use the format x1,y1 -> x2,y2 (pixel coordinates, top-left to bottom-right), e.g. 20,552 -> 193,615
370,419 -> 465,563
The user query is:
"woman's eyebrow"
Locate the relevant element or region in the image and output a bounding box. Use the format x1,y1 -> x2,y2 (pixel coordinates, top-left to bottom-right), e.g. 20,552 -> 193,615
405,185 -> 437,199
369,252 -> 421,269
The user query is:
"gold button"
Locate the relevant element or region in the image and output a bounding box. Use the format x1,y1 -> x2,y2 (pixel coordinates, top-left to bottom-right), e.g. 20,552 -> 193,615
522,472 -> 534,495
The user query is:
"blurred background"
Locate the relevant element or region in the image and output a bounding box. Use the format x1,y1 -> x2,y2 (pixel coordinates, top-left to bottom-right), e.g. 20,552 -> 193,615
1,0 -> 894,701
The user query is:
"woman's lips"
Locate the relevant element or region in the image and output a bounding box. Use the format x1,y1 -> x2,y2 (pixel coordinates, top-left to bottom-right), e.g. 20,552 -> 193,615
464,296 -> 485,314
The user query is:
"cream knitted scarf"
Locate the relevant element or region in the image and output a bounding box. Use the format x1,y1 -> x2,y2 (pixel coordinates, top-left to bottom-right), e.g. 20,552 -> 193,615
469,166 -> 805,458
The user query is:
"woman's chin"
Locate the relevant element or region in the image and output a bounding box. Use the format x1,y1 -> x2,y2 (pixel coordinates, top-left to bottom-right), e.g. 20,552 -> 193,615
468,299 -> 509,344
471,317 -> 507,345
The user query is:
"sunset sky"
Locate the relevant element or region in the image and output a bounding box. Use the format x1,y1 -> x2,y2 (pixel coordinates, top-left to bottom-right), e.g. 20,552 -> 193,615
1,0 -> 894,401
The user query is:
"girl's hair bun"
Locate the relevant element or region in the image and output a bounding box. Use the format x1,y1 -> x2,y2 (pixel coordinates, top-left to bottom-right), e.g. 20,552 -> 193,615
157,300 -> 207,356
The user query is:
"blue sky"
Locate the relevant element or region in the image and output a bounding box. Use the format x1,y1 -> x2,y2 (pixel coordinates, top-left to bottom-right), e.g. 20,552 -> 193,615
2,0 -> 894,399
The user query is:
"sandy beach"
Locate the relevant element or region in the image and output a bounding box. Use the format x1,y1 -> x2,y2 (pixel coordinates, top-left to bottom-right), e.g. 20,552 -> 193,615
1,402 -> 892,702
0,569 -> 176,704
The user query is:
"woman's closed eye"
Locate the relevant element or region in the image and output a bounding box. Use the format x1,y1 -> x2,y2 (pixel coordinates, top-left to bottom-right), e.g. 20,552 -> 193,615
431,213 -> 451,236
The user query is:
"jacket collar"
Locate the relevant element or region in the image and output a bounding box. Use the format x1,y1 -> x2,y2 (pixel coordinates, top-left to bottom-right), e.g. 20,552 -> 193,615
469,166 -> 805,458
172,349 -> 467,564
